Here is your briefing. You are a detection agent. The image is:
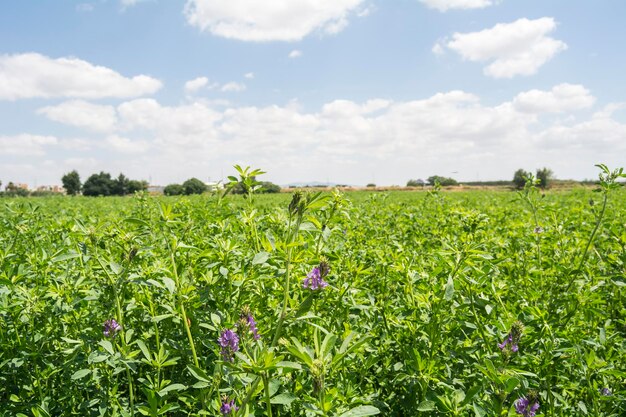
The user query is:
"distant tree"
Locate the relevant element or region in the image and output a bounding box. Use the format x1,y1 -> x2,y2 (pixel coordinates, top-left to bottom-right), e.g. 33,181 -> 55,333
366,183 -> 376,188
111,173 -> 129,196
83,172 -> 115,196
427,175 -> 458,186
164,184 -> 184,196
61,170 -> 82,195
513,169 -> 531,189
182,178 -> 207,195
128,180 -> 148,194
259,181 -> 281,193
536,167 -> 554,189
406,179 -> 425,187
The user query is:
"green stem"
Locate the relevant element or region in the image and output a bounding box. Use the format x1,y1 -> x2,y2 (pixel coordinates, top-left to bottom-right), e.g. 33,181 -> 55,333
263,373 -> 273,417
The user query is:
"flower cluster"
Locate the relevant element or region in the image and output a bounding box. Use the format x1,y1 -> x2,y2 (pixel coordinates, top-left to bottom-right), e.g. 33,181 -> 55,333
499,321 -> 524,353
238,306 -> 260,341
103,319 -> 121,338
303,260 -> 330,290
218,329 -> 239,362
220,395 -> 238,415
600,387 -> 612,396
515,391 -> 540,417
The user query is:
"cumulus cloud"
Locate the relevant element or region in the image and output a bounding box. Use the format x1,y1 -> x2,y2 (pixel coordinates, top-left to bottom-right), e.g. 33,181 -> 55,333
0,134 -> 58,156
437,17 -> 567,78
513,84 -> 595,113
0,53 -> 162,100
420,0 -> 496,12
288,50 -> 303,58
38,100 -> 118,132
183,0 -> 365,41
221,82 -> 246,92
244,72 -> 255,79
105,135 -> 150,153
184,76 -> 209,93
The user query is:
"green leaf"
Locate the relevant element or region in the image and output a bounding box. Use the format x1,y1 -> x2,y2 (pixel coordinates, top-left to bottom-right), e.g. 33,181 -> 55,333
252,251 -> 270,265
337,405 -> 380,417
444,276 -> 455,301
473,403 -> 486,417
135,340 -> 151,362
157,383 -> 186,397
187,364 -> 212,383
270,393 -> 297,405
71,369 -> 91,380
295,294 -> 314,318
99,340 -> 115,355
417,400 -> 436,411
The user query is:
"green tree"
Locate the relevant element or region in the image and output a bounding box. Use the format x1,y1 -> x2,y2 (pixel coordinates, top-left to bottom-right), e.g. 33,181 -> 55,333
259,181 -> 281,193
427,175 -> 458,186
83,172 -> 115,196
513,169 -> 531,189
61,170 -> 82,195
111,173 -> 129,196
536,167 -> 554,189
164,184 -> 184,196
182,178 -> 207,195
128,180 -> 148,194
406,179 -> 425,187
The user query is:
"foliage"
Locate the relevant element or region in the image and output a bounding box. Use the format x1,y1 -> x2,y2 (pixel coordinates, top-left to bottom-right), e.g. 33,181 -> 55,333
513,168 -> 531,189
427,175 -> 458,186
366,183 -> 376,188
536,167 -> 554,189
1,165 -> 625,417
182,177 -> 208,195
406,179 -> 425,187
163,183 -> 185,196
62,170 -> 82,195
83,171 -> 147,196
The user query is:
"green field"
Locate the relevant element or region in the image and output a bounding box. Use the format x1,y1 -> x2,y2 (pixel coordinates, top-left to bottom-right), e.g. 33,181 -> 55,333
1,181 -> 625,416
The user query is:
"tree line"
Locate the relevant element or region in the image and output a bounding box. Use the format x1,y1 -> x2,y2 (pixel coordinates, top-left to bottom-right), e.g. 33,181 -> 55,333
61,170 -> 147,196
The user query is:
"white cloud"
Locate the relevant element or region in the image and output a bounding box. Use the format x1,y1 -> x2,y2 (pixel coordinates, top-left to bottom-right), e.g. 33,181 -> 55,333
438,17 -> 567,78
420,0 -> 496,12
288,50 -> 303,58
513,84 -> 595,113
221,82 -> 246,92
76,3 -> 95,12
184,76 -> 209,93
244,72 -> 255,79
0,134 -> 58,156
183,0 -> 365,41
120,0 -> 147,10
38,100 -> 117,132
105,135 -> 150,153
0,53 -> 162,100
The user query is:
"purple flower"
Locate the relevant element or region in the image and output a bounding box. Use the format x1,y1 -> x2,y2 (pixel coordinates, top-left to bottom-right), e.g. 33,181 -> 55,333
218,329 -> 239,361
515,396 -> 540,417
220,396 -> 238,415
499,321 -> 524,354
303,266 -> 328,290
238,306 -> 260,341
533,226 -> 544,234
103,319 -> 121,338
600,387 -> 612,396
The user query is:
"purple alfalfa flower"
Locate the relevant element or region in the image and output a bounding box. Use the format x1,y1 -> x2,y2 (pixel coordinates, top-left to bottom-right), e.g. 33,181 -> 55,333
515,396 -> 540,417
600,387 -> 612,396
238,306 -> 260,341
103,319 -> 121,338
218,329 -> 239,362
220,395 -> 238,415
303,260 -> 330,290
499,321 -> 524,354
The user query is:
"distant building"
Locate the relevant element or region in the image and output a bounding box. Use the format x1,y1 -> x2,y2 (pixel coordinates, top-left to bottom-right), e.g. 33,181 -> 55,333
147,185 -> 165,194
36,185 -> 65,193
205,181 -> 224,192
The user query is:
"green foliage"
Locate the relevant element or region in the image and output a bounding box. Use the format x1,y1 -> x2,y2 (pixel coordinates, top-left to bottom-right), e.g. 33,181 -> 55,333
82,171 -> 115,196
1,164 -> 625,417
406,179 -> 425,187
513,168 -> 531,189
61,170 -> 82,195
536,167 -> 554,189
427,175 -> 458,186
163,183 -> 184,196
182,177 -> 207,195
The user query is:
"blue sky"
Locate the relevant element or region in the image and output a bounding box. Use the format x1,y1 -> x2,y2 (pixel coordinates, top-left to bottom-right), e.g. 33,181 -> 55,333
1,0 -> 625,187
